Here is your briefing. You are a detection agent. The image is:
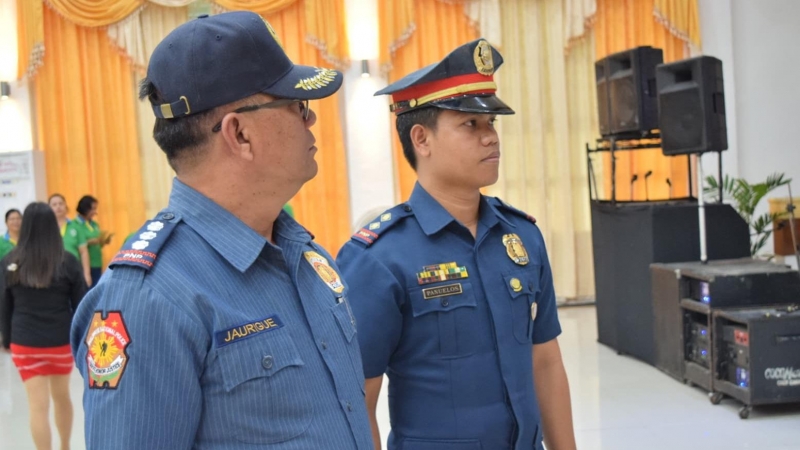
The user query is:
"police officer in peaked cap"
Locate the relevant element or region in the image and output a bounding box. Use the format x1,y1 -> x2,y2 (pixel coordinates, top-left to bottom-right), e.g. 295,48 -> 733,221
336,39 -> 577,450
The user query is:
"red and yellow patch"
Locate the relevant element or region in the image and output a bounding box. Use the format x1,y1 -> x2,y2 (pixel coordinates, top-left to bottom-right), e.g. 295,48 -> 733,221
85,311 -> 131,389
304,251 -> 345,294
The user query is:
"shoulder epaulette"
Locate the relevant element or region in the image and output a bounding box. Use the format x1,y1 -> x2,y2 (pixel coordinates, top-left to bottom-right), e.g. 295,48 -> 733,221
490,197 -> 537,224
109,211 -> 181,271
350,204 -> 414,247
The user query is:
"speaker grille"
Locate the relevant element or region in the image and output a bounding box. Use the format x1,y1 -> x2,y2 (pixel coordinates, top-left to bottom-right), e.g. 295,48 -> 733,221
610,76 -> 638,131
660,86 -> 704,153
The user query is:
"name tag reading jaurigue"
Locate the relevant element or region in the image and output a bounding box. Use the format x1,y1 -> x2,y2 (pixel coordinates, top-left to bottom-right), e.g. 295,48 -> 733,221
422,283 -> 463,300
215,315 -> 284,348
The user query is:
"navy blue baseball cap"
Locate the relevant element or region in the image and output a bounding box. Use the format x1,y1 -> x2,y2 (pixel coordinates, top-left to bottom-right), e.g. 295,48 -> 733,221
375,39 -> 514,116
147,11 -> 343,119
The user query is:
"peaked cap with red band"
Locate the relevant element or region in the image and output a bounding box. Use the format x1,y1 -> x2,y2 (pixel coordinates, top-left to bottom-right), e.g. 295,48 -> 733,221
375,38 -> 515,116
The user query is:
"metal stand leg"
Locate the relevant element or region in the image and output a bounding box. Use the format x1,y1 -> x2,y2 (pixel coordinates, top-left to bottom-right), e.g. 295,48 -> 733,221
611,137 -> 617,205
698,153 -> 708,264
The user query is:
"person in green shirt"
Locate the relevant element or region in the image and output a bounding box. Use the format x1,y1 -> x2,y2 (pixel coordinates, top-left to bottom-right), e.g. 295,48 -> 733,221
0,209 -> 21,259
76,195 -> 113,287
48,194 -> 92,287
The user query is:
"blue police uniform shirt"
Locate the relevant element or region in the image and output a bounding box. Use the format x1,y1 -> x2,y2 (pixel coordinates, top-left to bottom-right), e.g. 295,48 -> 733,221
336,183 -> 562,450
70,179 -> 373,450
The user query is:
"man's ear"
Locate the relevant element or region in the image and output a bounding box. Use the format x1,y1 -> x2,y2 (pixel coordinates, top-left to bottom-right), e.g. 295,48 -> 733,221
219,114 -> 254,162
410,123 -> 431,159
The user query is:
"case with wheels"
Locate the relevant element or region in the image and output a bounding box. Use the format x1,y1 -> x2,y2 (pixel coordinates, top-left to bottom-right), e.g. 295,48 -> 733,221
711,305 -> 800,419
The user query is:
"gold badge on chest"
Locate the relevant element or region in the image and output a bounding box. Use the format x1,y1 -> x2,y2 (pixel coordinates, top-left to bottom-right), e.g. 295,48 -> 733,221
304,251 -> 345,294
502,233 -> 529,266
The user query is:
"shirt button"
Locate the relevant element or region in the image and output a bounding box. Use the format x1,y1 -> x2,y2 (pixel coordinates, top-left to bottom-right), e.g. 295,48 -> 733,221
346,402 -> 353,412
403,204 -> 412,212
321,341 -> 328,350
261,355 -> 274,370
441,298 -> 449,307
161,212 -> 175,220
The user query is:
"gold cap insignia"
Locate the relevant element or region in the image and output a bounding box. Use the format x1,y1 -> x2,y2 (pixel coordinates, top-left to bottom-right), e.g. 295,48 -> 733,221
503,233 -> 529,266
295,68 -> 337,91
473,40 -> 495,76
304,251 -> 345,293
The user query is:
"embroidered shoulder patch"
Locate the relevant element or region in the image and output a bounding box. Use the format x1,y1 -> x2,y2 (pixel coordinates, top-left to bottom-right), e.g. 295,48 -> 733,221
85,311 -> 131,390
109,213 -> 179,271
491,197 -> 537,224
350,204 -> 414,247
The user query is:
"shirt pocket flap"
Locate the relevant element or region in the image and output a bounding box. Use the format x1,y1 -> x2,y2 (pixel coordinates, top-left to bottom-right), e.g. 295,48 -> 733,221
332,300 -> 356,343
218,330 -> 305,392
408,282 -> 477,317
503,272 -> 536,299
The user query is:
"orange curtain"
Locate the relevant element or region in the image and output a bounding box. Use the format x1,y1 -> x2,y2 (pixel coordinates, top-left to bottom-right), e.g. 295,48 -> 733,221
35,6 -> 146,264
214,0 -> 297,14
16,0 -> 44,78
654,0 -> 701,49
379,0 -> 478,202
264,2 -> 351,254
595,0 -> 692,201
45,0 -> 145,27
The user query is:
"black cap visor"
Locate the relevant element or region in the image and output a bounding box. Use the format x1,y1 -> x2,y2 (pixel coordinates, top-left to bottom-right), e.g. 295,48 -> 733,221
431,94 -> 515,115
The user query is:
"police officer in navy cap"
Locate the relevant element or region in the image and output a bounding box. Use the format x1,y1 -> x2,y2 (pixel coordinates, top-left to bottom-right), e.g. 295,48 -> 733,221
70,11 -> 373,449
337,39 -> 577,450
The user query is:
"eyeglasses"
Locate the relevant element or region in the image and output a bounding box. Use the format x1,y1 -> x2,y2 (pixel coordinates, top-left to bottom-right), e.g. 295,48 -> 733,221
211,98 -> 310,132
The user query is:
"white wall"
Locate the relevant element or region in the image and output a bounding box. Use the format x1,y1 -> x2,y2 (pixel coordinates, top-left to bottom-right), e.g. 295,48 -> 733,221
729,0 -> 800,189
696,0 -> 739,182
0,0 -> 34,154
699,0 -> 800,264
341,60 -> 396,231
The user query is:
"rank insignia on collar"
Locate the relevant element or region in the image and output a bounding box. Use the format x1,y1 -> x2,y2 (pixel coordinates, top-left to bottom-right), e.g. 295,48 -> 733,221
503,233 -> 529,266
85,311 -> 131,390
380,213 -> 392,222
304,251 -> 345,293
416,262 -> 469,285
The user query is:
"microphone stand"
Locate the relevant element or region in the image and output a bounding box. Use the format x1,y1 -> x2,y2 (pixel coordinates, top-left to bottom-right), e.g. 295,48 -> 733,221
630,174 -> 639,202
666,178 -> 673,200
644,170 -> 653,201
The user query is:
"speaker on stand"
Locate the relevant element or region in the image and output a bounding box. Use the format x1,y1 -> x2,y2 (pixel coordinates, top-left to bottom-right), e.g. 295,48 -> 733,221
657,56 -> 728,156
596,46 -> 664,137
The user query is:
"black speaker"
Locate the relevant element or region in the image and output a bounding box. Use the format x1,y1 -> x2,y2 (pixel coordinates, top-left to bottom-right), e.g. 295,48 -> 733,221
595,46 -> 663,136
595,60 -> 612,136
591,200 -> 750,364
657,56 -> 728,155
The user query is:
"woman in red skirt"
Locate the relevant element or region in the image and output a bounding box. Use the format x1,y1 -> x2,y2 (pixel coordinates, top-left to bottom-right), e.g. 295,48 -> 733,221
1,202 -> 88,450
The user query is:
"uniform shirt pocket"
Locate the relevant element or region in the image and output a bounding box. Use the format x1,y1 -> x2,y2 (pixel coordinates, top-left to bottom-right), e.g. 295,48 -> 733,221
408,282 -> 478,358
216,329 -> 313,444
503,270 -> 540,344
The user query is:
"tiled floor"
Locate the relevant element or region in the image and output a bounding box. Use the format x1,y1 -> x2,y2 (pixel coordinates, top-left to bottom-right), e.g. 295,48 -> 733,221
1,306 -> 798,449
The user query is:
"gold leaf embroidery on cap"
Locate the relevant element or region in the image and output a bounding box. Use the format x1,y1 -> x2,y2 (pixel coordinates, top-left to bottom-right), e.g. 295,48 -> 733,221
295,68 -> 337,91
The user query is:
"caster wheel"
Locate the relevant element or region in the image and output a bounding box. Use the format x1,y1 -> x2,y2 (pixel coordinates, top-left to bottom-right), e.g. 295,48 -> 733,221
739,406 -> 751,419
709,392 -> 723,405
